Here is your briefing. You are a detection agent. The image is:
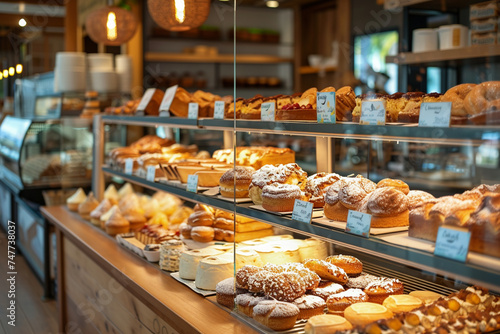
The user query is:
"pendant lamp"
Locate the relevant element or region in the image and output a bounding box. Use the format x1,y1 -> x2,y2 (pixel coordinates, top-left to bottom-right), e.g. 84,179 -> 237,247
86,1 -> 138,46
147,0 -> 210,32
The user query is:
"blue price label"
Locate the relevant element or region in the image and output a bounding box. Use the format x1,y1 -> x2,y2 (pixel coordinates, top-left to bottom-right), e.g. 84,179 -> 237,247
345,210 -> 371,238
291,200 -> 314,224
316,92 -> 336,123
186,175 -> 199,193
434,226 -> 470,262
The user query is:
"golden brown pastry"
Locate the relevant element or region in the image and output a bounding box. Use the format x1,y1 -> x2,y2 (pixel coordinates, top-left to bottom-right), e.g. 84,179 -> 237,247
359,187 -> 409,228
305,172 -> 341,208
90,198 -> 113,226
67,188 -> 87,212
219,166 -> 254,198
78,192 -> 99,220
105,209 -> 130,236
398,92 -> 424,123
442,83 -> 477,117
335,86 -> 355,121
304,314 -> 353,334
261,183 -> 310,212
376,178 -> 410,195
344,302 -> 394,326
386,92 -> 405,122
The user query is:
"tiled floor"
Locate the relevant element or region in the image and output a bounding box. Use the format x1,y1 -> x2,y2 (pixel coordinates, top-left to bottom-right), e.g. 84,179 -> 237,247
0,230 -> 58,334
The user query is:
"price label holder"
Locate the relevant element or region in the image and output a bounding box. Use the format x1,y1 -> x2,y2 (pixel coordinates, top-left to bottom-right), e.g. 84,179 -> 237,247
188,103 -> 199,119
124,159 -> 133,175
186,175 -> 199,193
136,88 -> 156,115
146,165 -> 156,182
434,226 -> 471,262
213,101 -> 225,119
291,199 -> 314,224
159,85 -> 178,117
316,92 -> 336,123
418,102 -> 452,127
360,101 -> 386,125
345,210 -> 372,238
261,102 -> 276,121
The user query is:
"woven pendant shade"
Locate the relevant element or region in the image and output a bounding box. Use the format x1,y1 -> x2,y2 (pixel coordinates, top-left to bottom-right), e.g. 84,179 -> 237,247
86,6 -> 138,46
148,0 -> 210,32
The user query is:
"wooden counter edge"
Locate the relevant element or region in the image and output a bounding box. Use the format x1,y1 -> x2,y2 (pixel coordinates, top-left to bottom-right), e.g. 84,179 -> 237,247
41,205 -> 258,334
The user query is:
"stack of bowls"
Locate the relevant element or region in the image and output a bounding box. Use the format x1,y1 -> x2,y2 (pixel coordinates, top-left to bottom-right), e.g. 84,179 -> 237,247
88,53 -> 117,93
115,55 -> 133,94
54,52 -> 87,92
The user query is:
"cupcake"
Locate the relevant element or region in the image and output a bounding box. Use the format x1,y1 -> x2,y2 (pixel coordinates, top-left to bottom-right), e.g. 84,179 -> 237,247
118,182 -> 134,199
67,188 -> 87,212
100,205 -> 119,229
78,192 -> 99,220
104,184 -> 119,204
90,198 -> 112,226
105,209 -> 130,236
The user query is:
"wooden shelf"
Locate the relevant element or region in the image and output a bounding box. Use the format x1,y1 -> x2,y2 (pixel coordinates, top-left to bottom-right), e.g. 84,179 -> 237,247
145,52 -> 293,64
299,66 -> 337,74
386,45 -> 500,66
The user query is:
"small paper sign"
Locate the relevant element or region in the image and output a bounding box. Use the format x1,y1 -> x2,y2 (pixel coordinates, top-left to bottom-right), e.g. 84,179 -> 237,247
188,103 -> 199,119
186,175 -> 199,193
345,210 -> 372,237
418,102 -> 452,127
213,101 -> 225,119
316,92 -> 336,123
261,102 -> 276,121
146,165 -> 156,182
291,199 -> 314,224
124,159 -> 133,175
434,226 -> 471,262
360,101 -> 386,125
136,88 -> 156,112
159,85 -> 178,116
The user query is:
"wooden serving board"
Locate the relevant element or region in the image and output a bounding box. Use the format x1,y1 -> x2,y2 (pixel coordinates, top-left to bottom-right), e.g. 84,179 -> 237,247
313,217 -> 408,235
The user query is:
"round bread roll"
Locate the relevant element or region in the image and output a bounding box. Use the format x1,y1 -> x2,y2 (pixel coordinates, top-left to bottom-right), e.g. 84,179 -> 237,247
408,290 -> 444,305
338,177 -> 376,210
252,299 -> 300,331
359,187 -> 409,228
325,255 -> 363,277
382,294 -> 423,313
261,183 -> 309,212
343,302 -> 393,327
219,166 -> 253,198
441,83 -> 476,116
463,81 -> 500,116
376,178 -> 410,195
305,314 -> 353,334
190,226 -> 214,243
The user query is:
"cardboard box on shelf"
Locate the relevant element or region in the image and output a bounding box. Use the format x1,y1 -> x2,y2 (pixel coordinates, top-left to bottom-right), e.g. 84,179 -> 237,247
471,16 -> 499,33
471,31 -> 498,45
470,0 -> 499,20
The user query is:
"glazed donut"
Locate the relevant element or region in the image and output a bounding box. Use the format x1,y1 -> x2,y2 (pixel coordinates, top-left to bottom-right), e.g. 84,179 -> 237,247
464,81 -> 500,116
441,83 -> 476,117
219,166 -> 254,198
236,265 -> 261,289
187,210 -> 214,226
262,271 -> 307,302
376,178 -> 410,195
325,255 -> 363,277
303,259 -> 348,284
179,222 -> 192,239
336,86 -> 356,121
190,226 -> 214,243
305,173 -> 341,208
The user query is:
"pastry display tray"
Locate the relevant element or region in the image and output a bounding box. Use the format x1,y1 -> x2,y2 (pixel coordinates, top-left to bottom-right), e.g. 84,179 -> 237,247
312,217 -> 409,235
170,272 -> 216,297
379,232 -> 500,270
250,205 -> 324,218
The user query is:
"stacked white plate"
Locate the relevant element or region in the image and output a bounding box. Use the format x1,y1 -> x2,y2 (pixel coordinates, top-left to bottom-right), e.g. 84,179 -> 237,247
115,54 -> 133,94
88,53 -> 118,93
54,52 -> 87,93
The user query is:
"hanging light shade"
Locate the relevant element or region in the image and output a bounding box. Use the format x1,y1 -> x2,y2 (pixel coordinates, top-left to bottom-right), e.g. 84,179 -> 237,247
85,5 -> 138,46
147,0 -> 210,32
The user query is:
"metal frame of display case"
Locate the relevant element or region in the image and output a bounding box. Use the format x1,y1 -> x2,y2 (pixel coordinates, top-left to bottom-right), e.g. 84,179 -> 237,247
93,115 -> 500,292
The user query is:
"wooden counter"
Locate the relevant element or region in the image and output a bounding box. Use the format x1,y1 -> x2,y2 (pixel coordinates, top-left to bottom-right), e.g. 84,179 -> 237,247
41,205 -> 258,334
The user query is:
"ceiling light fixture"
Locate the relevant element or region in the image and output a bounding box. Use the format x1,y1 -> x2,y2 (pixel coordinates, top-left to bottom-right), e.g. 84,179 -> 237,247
19,18 -> 27,27
266,0 -> 279,7
85,0 -> 138,46
147,0 -> 210,32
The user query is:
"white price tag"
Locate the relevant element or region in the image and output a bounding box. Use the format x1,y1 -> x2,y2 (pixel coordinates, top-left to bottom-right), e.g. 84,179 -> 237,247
213,101 -> 225,119
345,210 -> 372,238
136,88 -> 156,112
261,102 -> 276,121
124,159 -> 133,175
188,103 -> 199,119
360,101 -> 386,125
186,175 -> 199,193
291,200 -> 314,224
434,226 -> 471,262
418,102 -> 452,127
159,85 -> 178,116
316,92 -> 336,123
146,165 -> 156,182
